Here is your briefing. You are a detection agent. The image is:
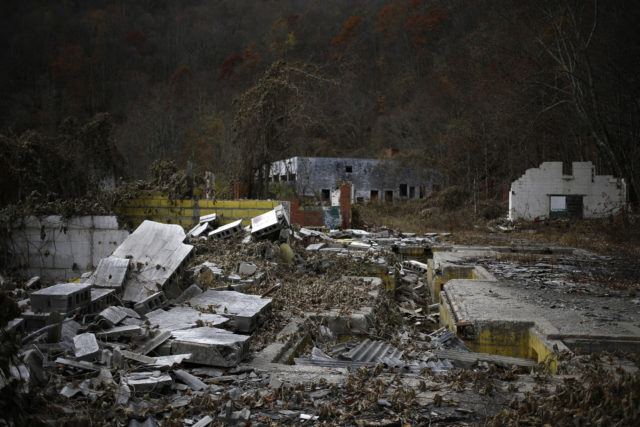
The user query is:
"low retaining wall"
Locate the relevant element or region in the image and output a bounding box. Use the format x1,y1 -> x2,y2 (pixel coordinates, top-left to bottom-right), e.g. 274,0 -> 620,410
7,215 -> 129,281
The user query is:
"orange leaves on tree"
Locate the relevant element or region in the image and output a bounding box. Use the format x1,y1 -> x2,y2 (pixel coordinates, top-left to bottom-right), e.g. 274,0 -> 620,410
405,4 -> 447,50
219,43 -> 261,80
219,54 -> 244,80
331,16 -> 363,58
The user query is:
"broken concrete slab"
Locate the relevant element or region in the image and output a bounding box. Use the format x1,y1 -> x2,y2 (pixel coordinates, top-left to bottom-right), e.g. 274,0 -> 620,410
136,330 -> 172,355
30,282 -> 92,314
98,305 -> 131,327
146,307 -> 229,331
192,415 -> 213,427
123,371 -> 172,392
188,290 -> 272,333
112,220 -> 193,303
96,325 -> 144,340
91,256 -> 129,291
171,327 -> 250,367
208,219 -> 243,239
251,205 -> 290,240
73,333 -> 100,361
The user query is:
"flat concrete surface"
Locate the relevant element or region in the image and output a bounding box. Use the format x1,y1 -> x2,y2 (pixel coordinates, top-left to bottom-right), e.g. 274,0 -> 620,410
113,221 -> 193,303
444,278 -> 640,351
171,327 -> 250,367
146,306 -> 229,331
188,290 -> 272,333
91,256 -> 129,289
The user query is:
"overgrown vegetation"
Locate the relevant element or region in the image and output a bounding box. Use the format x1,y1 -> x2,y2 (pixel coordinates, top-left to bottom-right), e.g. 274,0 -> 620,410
1,1 -> 638,203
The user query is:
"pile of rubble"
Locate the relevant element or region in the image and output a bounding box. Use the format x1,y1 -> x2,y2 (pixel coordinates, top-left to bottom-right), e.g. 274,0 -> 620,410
1,205 -> 638,426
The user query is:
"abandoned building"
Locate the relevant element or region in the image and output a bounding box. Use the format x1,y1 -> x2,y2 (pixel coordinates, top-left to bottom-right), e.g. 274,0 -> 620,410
268,156 -> 439,203
508,161 -> 627,221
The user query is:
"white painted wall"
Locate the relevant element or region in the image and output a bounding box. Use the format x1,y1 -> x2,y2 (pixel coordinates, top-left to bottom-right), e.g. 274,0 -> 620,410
8,216 -> 129,281
509,162 -> 627,220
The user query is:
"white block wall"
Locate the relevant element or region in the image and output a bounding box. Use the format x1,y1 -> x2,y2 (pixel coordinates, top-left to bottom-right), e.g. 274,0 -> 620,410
508,162 -> 627,220
8,216 -> 130,280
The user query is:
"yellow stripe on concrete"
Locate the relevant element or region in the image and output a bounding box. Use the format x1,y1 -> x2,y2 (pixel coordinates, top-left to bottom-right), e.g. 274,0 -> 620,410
114,195 -> 280,229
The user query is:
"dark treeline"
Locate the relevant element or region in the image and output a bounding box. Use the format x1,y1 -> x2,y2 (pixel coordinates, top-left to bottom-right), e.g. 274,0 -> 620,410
1,0 -> 639,202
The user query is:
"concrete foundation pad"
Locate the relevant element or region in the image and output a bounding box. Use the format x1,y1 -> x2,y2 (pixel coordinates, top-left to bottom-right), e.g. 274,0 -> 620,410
188,290 -> 272,333
171,327 -> 250,367
441,278 -> 640,362
146,307 -> 229,331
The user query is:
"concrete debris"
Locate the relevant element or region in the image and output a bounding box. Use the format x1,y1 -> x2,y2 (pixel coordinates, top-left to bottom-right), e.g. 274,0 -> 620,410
145,306 -> 229,331
236,261 -> 258,277
251,205 -> 290,240
30,282 -> 92,314
187,213 -> 219,239
188,290 -> 272,333
208,219 -> 243,239
136,330 -> 172,355
73,333 -> 100,361
123,371 -> 172,392
171,327 -> 250,367
5,206 -> 640,427
133,291 -> 168,315
91,256 -> 130,291
24,276 -> 41,289
96,325 -> 144,340
173,369 -> 207,391
113,220 -> 193,303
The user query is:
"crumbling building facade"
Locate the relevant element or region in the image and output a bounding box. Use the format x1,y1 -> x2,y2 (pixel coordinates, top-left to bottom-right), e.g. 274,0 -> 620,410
508,161 -> 627,221
269,156 -> 439,203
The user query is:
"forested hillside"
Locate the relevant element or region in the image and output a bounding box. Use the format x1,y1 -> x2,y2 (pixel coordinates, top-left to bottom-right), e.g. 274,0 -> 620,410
1,0 -> 639,203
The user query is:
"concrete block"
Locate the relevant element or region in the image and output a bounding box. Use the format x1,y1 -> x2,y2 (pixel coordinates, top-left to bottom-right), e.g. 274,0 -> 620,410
146,306 -> 229,332
112,221 -> 193,303
208,219 -> 243,239
96,325 -> 144,340
171,327 -> 250,367
236,262 -> 257,277
133,291 -> 168,315
30,282 -> 92,314
173,369 -> 207,391
251,205 -> 289,240
89,288 -> 116,313
74,333 -> 100,361
188,290 -> 272,333
123,371 -> 172,392
91,256 -> 129,291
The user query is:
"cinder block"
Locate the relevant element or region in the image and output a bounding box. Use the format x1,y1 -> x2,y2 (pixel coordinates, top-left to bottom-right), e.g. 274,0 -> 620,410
31,282 -> 92,314
133,291 -> 168,315
208,219 -> 243,239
